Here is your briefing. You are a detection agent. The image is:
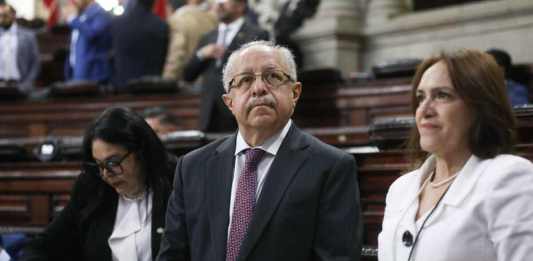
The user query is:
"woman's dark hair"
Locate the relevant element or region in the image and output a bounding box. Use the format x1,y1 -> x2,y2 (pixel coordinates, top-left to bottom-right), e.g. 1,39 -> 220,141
407,49 -> 516,167
81,106 -> 172,205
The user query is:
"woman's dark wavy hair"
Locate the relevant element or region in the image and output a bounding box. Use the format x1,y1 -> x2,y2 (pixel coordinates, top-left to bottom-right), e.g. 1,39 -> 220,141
81,106 -> 172,205
407,49 -> 516,168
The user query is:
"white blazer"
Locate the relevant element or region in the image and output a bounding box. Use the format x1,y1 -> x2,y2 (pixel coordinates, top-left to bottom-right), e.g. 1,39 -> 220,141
378,154 -> 533,261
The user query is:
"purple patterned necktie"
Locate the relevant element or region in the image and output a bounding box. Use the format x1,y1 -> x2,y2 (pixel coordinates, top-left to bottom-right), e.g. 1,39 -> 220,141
226,148 -> 266,261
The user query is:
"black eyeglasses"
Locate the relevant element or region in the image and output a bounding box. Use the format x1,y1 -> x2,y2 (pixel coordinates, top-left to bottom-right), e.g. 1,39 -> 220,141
84,151 -> 132,178
228,69 -> 294,92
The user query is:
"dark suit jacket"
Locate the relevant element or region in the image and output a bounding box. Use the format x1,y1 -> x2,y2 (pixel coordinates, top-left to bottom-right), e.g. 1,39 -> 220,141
157,124 -> 362,261
15,26 -> 40,94
111,4 -> 169,88
20,168 -> 173,261
183,21 -> 269,132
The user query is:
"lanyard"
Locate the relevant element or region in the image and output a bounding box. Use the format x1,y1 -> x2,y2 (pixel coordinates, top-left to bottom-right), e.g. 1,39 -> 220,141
406,183 -> 452,261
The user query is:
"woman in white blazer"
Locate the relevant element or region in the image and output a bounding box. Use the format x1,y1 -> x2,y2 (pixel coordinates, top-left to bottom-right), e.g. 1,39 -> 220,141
378,49 -> 533,261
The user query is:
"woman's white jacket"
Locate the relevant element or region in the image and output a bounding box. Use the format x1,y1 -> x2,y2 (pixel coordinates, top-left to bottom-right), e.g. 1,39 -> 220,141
378,154 -> 533,261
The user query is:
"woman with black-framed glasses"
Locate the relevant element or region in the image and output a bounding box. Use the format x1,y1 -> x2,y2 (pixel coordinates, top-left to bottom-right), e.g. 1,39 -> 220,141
21,107 -> 176,261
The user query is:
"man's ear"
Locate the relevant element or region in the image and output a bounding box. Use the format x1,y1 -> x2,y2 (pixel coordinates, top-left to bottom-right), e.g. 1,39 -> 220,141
291,82 -> 302,106
222,93 -> 233,111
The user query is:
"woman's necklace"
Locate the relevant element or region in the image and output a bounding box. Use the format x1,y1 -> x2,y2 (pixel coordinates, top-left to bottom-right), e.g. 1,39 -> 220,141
429,169 -> 459,188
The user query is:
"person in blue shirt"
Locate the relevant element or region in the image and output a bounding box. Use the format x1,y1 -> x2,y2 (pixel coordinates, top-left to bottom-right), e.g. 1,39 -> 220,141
64,0 -> 112,83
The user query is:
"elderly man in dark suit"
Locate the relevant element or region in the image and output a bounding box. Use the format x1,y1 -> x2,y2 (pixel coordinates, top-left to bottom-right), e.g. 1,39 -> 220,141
0,3 -> 39,94
183,0 -> 269,133
157,40 -> 362,261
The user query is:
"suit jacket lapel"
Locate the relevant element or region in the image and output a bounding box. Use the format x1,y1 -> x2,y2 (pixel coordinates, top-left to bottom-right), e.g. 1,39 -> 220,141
151,185 -> 171,260
209,29 -> 219,45
80,187 -> 117,261
238,125 -> 311,261
224,22 -> 252,61
207,135 -> 237,261
16,30 -> 23,65
424,155 -> 484,228
226,23 -> 246,52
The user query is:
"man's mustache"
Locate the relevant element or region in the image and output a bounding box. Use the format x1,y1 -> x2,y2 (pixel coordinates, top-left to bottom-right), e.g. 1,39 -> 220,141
246,97 -> 276,113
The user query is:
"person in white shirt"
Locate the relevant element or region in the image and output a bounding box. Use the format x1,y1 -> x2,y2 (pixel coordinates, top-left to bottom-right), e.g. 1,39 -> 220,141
378,49 -> 533,261
0,3 -> 39,94
20,107 -> 176,261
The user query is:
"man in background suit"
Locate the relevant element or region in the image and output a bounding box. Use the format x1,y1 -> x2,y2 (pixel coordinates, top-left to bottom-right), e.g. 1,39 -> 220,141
111,0 -> 169,88
162,0 -> 217,80
157,40 -> 362,261
0,3 -> 40,94
183,0 -> 269,132
65,0 -> 112,83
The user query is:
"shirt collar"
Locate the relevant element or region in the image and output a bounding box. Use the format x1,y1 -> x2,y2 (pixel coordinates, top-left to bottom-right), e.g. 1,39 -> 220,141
235,119 -> 292,157
1,23 -> 17,35
219,17 -> 244,33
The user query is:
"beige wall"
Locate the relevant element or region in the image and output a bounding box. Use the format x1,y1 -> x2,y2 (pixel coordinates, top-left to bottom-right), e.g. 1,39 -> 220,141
293,0 -> 364,75
294,0 -> 533,75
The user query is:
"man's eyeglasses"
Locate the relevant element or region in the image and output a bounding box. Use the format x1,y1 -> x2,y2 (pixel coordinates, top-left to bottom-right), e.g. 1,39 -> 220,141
84,151 -> 132,177
228,69 -> 294,92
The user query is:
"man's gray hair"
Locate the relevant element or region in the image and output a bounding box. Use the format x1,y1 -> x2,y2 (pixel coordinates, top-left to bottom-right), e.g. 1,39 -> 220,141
222,40 -> 298,92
